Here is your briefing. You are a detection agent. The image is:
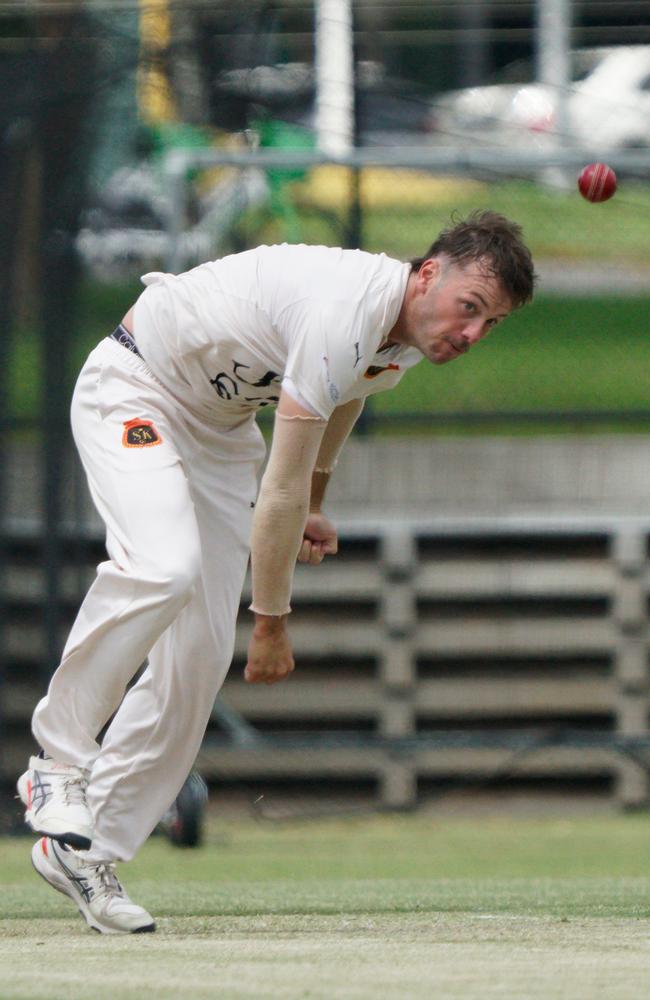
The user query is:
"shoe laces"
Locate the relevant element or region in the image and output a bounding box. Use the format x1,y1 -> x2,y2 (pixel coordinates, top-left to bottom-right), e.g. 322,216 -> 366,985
61,775 -> 88,806
92,863 -> 125,900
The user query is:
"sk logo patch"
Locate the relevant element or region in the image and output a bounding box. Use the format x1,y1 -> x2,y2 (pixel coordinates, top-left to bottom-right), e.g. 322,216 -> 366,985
122,418 -> 163,448
363,363 -> 400,380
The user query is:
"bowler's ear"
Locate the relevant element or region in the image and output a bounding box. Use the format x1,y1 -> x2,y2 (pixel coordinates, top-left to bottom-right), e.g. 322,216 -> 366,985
417,257 -> 441,288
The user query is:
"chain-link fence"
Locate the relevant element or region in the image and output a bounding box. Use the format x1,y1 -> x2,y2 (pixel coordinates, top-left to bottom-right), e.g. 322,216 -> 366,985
144,143 -> 650,431
4,3 -> 650,820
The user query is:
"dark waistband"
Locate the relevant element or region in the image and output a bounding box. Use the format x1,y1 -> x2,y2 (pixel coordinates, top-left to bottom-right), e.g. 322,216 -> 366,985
110,324 -> 142,358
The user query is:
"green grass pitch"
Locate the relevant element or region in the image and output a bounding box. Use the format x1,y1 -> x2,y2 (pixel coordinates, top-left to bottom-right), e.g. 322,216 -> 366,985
3,810 -> 650,999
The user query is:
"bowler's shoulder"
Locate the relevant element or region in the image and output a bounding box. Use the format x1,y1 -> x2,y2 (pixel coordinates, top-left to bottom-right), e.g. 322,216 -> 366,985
255,243 -> 402,269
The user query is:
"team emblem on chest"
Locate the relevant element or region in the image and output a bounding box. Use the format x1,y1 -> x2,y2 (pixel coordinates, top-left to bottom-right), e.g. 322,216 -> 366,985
122,418 -> 163,448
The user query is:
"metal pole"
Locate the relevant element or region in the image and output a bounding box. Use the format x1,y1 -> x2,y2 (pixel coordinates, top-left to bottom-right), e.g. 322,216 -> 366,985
536,0 -> 573,147
164,150 -> 188,272
457,0 -> 490,88
314,0 -> 354,156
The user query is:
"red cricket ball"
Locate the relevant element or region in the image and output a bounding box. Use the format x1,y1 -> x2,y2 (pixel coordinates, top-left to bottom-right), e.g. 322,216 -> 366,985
578,162 -> 617,203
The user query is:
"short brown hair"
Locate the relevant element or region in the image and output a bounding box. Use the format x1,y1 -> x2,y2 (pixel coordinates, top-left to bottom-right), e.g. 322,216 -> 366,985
410,210 -> 536,308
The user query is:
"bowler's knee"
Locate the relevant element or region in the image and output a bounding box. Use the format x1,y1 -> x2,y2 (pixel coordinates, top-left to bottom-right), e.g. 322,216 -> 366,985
146,548 -> 202,607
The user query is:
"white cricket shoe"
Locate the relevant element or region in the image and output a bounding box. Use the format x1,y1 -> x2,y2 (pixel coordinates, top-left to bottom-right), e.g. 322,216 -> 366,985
32,837 -> 156,935
17,755 -> 93,850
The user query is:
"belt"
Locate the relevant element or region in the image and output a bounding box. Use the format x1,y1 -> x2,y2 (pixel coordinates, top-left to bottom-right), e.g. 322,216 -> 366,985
110,324 -> 142,358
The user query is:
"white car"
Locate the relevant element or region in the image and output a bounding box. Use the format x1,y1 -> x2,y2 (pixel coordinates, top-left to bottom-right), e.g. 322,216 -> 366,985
430,46 -> 650,151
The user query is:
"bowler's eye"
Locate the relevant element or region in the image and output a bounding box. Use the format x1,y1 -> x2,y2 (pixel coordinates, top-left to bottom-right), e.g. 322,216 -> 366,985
462,300 -> 477,313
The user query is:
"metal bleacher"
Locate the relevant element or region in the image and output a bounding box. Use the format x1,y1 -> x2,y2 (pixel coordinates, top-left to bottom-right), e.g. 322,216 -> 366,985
4,439 -> 650,812
205,515 -> 650,810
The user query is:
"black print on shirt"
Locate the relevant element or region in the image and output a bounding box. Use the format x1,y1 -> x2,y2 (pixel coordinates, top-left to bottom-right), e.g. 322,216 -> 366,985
209,371 -> 238,400
209,360 -> 282,407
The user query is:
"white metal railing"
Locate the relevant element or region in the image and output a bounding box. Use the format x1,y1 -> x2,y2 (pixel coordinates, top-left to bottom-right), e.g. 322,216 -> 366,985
161,144 -> 650,270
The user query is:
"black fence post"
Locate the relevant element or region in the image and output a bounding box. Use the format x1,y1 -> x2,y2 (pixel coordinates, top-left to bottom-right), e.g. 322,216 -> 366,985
36,8 -> 98,682
0,118 -> 32,764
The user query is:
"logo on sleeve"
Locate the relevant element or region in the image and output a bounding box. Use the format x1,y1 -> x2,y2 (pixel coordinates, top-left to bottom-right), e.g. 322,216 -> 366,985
321,354 -> 340,403
122,418 -> 163,448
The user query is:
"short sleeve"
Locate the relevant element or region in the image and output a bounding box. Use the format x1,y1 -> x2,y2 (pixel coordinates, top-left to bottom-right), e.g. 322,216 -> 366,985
281,297 -> 378,419
272,250 -> 409,419
140,271 -> 174,286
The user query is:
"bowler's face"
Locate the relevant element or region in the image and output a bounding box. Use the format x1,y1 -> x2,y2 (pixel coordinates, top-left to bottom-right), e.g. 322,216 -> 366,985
398,257 -> 513,364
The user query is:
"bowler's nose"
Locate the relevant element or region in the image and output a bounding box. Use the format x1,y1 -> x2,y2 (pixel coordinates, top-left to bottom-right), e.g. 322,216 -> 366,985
464,318 -> 489,345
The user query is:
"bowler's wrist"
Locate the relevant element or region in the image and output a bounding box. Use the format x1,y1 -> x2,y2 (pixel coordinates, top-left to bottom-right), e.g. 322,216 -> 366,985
252,612 -> 288,635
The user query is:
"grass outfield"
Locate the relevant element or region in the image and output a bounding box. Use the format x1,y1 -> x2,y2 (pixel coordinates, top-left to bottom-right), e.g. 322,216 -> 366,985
8,172 -> 650,430
369,295 -> 650,428
10,294 -> 650,430
3,811 -> 650,999
274,171 -> 650,265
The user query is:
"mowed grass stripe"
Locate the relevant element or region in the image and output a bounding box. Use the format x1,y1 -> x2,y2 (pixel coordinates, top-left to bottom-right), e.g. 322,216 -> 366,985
2,914 -> 650,1000
3,814 -> 650,998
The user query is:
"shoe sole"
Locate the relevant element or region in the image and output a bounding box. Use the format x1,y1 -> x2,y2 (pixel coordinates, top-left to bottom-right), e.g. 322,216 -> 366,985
30,826 -> 92,851
22,802 -> 92,851
17,774 -> 93,850
31,840 -> 156,935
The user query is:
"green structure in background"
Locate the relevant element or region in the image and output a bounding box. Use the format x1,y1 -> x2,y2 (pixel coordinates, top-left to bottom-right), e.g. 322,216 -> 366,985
255,117 -> 316,244
132,116 -> 316,246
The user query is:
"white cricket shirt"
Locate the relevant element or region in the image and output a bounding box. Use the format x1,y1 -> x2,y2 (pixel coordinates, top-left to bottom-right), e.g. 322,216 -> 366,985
133,243 -> 422,425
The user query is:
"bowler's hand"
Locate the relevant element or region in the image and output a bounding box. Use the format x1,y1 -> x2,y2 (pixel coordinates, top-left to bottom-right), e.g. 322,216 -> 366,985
298,512 -> 338,565
245,615 -> 295,684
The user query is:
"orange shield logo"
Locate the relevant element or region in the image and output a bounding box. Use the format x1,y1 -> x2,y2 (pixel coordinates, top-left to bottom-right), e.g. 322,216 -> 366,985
122,418 -> 163,448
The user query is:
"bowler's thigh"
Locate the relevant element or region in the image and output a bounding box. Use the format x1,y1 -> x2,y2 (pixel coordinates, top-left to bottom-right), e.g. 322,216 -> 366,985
71,343 -> 201,572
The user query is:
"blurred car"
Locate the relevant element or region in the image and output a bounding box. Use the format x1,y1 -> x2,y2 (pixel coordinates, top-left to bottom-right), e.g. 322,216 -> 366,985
430,46 -> 650,151
212,60 -> 435,147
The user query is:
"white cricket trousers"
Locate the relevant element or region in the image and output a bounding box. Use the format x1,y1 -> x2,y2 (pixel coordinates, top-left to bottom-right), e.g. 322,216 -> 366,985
32,337 -> 266,862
